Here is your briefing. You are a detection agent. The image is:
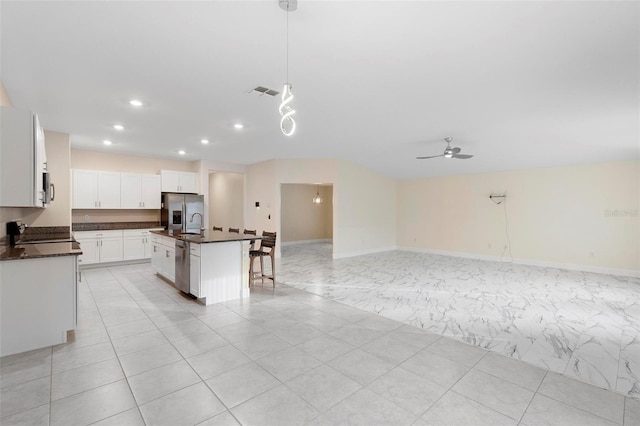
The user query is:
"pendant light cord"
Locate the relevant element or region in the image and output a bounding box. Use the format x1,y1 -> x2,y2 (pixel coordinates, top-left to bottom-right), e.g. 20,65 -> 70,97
286,6 -> 289,83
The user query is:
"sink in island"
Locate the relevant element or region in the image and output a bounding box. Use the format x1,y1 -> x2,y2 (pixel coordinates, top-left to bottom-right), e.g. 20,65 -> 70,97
150,230 -> 260,305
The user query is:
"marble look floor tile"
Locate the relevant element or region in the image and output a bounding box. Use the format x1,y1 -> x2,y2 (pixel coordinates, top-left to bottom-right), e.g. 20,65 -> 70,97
0,403 -> 49,426
231,384 -> 319,426
50,379 -> 136,426
117,342 -> 183,377
302,313 -> 351,333
419,391 -> 517,426
385,325 -> 441,348
400,348 -> 472,388
197,410 -> 241,426
520,393 -> 619,426
127,360 -> 201,405
51,357 -> 123,400
255,347 -> 322,382
0,377 -> 50,419
295,334 -> 356,363
328,348 -> 396,386
91,408 -> 145,426
452,369 -> 534,420
187,344 -> 252,380
285,364 -> 361,412
538,372 -> 625,424
205,362 -> 279,408
139,382 -> 226,426
476,351 -> 547,391
322,388 -> 416,426
367,367 -> 447,416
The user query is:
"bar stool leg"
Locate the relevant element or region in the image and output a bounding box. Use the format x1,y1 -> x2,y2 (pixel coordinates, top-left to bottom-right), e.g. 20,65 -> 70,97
259,255 -> 265,284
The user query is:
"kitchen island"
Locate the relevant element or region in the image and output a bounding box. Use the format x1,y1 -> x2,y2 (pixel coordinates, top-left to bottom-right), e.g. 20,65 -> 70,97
150,230 -> 259,305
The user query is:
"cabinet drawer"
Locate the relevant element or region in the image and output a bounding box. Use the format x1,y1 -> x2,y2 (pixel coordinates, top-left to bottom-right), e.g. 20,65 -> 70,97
74,230 -> 123,239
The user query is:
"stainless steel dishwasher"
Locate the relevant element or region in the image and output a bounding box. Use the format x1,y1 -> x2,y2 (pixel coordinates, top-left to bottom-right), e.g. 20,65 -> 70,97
174,239 -> 190,293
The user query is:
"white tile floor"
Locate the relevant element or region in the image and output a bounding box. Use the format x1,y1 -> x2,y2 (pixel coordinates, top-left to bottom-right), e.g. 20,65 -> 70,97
0,244 -> 638,425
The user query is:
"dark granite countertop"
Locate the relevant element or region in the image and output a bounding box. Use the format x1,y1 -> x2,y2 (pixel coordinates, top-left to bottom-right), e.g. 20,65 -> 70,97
0,242 -> 82,261
73,222 -> 162,231
150,230 -> 261,244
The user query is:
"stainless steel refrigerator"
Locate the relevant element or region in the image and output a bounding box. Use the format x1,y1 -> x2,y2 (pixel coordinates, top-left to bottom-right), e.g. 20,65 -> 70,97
161,193 -> 204,233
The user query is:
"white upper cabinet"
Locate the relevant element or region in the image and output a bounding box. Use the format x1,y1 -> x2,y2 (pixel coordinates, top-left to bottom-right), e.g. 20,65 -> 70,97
121,173 -> 161,209
0,107 -> 47,208
160,170 -> 198,193
72,169 -> 120,208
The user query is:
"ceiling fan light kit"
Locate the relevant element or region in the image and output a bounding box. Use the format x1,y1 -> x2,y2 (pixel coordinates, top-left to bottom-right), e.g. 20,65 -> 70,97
416,137 -> 474,160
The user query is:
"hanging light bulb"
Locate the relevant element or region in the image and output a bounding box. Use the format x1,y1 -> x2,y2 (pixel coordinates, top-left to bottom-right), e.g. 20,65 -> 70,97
312,185 -> 323,204
279,0 -> 297,136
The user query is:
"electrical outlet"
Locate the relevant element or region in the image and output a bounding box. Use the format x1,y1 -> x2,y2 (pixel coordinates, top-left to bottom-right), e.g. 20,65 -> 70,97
488,243 -> 492,248
84,214 -> 90,221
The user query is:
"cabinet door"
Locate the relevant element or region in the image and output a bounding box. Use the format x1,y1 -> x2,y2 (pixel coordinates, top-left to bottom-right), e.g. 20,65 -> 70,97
123,235 -> 145,260
120,174 -> 142,209
161,171 -> 180,192
99,237 -> 123,262
151,242 -> 162,272
190,255 -> 201,297
97,172 -> 121,208
179,172 -> 198,193
76,238 -> 99,265
72,170 -> 98,208
166,247 -> 176,282
141,175 -> 161,208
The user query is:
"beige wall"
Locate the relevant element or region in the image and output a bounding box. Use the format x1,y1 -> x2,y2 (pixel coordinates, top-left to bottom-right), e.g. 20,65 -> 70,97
208,171 -> 244,231
333,159 -> 397,257
71,210 -> 159,224
281,184 -> 333,243
245,160 -> 278,238
71,149 -> 197,173
397,160 -> 640,274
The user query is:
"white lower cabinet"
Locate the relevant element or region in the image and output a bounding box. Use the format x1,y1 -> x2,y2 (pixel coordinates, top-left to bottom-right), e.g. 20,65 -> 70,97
123,228 -> 163,260
75,230 -> 123,265
190,245 -> 201,297
151,234 -> 176,283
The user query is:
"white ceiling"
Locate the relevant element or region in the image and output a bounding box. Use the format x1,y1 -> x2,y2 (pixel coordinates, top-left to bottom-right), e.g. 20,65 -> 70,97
1,1 -> 638,179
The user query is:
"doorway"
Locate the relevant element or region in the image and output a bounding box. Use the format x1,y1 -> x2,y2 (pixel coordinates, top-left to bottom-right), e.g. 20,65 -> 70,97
280,184 -> 333,248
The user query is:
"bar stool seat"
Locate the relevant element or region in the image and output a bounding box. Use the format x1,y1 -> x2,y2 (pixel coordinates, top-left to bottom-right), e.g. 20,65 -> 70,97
249,231 -> 276,287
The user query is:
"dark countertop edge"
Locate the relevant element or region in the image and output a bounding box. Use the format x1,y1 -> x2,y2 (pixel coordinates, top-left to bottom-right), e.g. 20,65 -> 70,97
73,222 -> 163,231
150,230 -> 260,244
0,242 -> 82,262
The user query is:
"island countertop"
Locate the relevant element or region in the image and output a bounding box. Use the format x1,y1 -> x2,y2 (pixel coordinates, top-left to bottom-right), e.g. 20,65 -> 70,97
150,230 -> 261,244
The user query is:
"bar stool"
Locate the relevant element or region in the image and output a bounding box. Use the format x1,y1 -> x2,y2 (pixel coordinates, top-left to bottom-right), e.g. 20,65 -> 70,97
249,231 -> 276,287
212,226 -> 223,231
243,229 -> 257,250
228,227 -> 240,233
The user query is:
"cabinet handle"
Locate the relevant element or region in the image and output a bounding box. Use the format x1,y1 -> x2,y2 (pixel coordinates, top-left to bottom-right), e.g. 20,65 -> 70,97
165,250 -> 169,258
142,201 -> 145,207
100,240 -> 103,246
96,241 -> 99,247
94,201 -> 97,207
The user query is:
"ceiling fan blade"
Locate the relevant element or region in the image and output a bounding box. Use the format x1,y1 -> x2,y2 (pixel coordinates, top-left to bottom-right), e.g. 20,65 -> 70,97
451,147 -> 461,154
416,154 -> 445,159
452,154 -> 473,159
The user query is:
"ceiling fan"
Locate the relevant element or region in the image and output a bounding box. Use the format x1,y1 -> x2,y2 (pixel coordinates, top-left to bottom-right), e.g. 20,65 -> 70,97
416,137 -> 474,160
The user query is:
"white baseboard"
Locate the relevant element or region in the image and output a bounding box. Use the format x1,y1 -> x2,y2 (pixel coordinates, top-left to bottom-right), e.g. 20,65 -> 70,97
333,246 -> 398,259
398,246 -> 640,278
281,239 -> 332,247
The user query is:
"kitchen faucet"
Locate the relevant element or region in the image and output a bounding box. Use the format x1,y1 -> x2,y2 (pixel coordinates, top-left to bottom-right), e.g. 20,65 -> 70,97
189,212 -> 203,222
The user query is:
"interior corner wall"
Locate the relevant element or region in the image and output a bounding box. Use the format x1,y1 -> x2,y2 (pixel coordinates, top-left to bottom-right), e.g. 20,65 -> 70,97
208,171 -> 244,231
281,184 -> 333,243
333,160 -> 397,258
396,160 -> 640,275
245,160 -> 278,238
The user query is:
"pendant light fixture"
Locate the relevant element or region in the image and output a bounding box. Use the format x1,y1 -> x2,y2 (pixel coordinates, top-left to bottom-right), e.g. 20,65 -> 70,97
312,185 -> 324,204
279,0 -> 297,136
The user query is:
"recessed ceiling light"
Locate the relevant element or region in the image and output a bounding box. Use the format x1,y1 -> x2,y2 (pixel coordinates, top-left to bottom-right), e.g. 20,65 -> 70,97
113,124 -> 124,131
201,139 -> 209,145
234,123 -> 244,129
103,140 -> 112,146
129,99 -> 143,107
178,150 -> 186,155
